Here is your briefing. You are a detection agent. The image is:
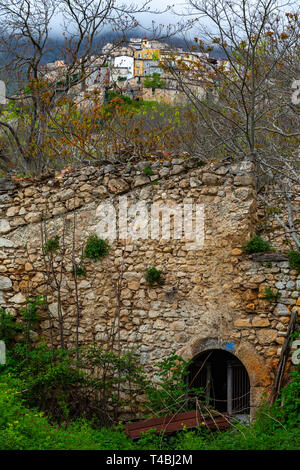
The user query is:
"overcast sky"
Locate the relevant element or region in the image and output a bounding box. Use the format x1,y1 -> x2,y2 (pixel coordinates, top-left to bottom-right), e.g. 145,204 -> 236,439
136,0 -> 191,24
50,0 -> 198,36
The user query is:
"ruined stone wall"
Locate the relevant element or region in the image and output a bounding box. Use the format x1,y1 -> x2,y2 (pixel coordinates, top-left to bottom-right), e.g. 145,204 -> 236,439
141,85 -> 206,104
0,156 -> 299,416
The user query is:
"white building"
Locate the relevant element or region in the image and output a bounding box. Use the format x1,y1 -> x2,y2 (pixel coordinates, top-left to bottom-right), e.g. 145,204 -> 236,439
112,56 -> 134,81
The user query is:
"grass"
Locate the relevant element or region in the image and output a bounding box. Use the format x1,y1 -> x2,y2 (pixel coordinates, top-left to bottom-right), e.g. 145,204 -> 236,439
0,372 -> 299,450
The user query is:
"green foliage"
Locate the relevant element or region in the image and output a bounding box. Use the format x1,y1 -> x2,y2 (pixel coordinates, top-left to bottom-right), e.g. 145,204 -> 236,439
242,235 -> 272,253
2,336 -> 145,424
4,343 -> 86,422
144,73 -> 166,90
275,365 -> 300,428
143,165 -> 154,176
131,100 -> 159,112
0,310 -> 22,348
20,296 -> 45,325
142,353 -> 203,416
288,251 -> 300,273
84,345 -> 146,410
43,235 -> 60,254
262,287 -> 281,301
0,375 -> 134,450
83,235 -> 110,262
144,267 -> 165,287
105,90 -> 132,106
170,420 -> 300,450
72,263 -> 86,277
20,296 -> 45,345
0,360 -> 300,449
0,297 -> 45,349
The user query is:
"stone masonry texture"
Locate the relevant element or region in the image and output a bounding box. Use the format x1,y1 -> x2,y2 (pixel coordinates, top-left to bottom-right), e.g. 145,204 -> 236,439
0,156 -> 299,416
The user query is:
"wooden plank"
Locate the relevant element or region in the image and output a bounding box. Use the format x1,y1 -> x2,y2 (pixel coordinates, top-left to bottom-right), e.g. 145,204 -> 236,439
125,410 -> 222,431
125,411 -> 230,438
126,419 -> 229,439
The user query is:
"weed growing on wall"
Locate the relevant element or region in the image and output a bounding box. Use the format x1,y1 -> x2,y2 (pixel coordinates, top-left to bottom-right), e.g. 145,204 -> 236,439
43,235 -> 60,254
262,287 -> 281,302
144,267 -> 165,287
242,235 -> 272,253
143,165 -> 154,176
72,264 -> 86,277
288,251 -> 300,273
84,235 -> 110,262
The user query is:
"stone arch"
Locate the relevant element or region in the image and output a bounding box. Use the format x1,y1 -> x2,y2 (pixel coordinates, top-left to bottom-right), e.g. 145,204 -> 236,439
179,336 -> 272,418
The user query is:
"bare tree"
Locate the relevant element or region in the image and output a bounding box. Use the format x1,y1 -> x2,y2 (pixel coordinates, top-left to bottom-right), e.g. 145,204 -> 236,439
164,0 -> 300,249
0,0 -> 176,172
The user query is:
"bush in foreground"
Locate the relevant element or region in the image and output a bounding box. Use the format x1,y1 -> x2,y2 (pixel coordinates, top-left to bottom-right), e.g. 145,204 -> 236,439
0,369 -> 299,450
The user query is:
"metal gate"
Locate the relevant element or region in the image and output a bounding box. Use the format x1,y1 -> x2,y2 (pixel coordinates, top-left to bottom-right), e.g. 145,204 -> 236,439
188,350 -> 250,415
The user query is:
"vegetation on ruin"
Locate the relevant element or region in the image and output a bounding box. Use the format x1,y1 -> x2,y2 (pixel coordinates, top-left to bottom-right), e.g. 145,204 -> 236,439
143,73 -> 166,90
242,235 -> 272,254
72,264 -> 86,277
288,251 -> 300,273
0,362 -> 299,450
0,289 -> 299,450
262,287 -> 281,302
144,267 -> 165,286
143,354 -> 204,416
83,235 -> 110,262
143,165 -> 154,176
0,0 -> 299,452
42,235 -> 60,255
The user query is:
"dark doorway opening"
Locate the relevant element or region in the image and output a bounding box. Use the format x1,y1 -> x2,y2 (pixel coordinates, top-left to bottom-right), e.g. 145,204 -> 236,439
188,349 -> 250,415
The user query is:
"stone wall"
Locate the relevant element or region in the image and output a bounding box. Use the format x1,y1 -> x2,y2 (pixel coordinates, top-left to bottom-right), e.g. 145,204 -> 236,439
0,156 -> 299,416
141,84 -> 206,105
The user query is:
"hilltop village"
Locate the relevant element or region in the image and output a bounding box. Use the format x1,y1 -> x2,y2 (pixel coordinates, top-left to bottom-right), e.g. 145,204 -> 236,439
43,37 -> 228,105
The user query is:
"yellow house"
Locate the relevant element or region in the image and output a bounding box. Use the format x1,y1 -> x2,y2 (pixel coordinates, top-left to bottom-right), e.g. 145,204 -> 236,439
134,49 -> 161,77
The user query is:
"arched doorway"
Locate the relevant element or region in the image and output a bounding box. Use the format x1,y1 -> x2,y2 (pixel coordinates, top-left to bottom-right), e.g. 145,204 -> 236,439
188,349 -> 250,416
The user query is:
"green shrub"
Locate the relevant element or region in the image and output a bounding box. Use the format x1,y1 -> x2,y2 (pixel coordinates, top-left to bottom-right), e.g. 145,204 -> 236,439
275,364 -> 300,428
242,235 -> 271,253
143,165 -> 154,176
171,422 -> 300,450
262,287 -> 281,301
0,310 -> 23,348
20,296 -> 45,344
0,298 -> 45,350
142,353 -> 203,416
2,339 -> 145,425
4,343 -> 86,422
83,235 -> 110,262
43,235 -> 60,254
144,73 -> 166,90
72,263 -> 86,277
288,251 -> 300,273
0,362 -> 300,450
144,267 -> 165,286
0,375 -> 134,450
